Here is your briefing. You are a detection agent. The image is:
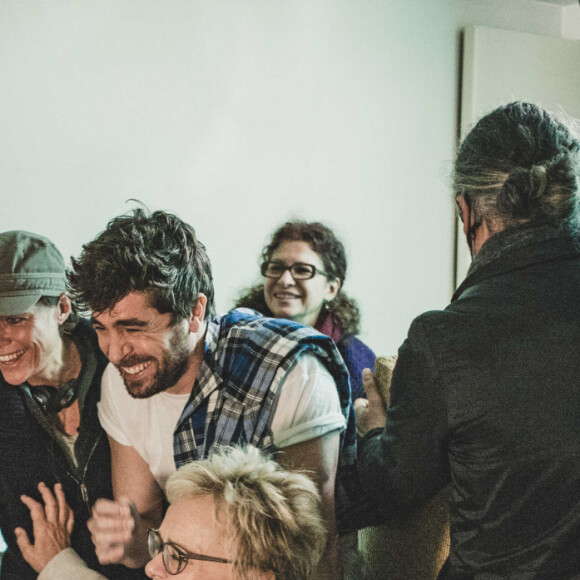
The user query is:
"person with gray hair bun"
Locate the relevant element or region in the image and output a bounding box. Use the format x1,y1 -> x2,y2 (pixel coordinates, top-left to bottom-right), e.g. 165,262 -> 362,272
356,102 -> 580,578
146,445 -> 326,579
454,101 -> 580,251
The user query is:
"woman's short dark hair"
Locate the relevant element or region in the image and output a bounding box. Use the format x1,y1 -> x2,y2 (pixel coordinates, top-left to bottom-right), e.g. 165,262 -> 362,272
68,208 -> 215,321
454,101 -> 580,234
235,220 -> 361,335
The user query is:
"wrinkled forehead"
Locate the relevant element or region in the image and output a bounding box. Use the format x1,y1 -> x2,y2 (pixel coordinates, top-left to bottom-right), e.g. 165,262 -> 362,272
161,495 -> 228,552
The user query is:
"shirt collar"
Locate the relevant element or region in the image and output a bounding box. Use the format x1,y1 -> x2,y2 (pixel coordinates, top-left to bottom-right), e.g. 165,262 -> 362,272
453,221 -> 580,301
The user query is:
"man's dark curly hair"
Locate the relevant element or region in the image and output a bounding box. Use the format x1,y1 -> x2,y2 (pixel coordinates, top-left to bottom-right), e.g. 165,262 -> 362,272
68,209 -> 215,321
235,220 -> 361,335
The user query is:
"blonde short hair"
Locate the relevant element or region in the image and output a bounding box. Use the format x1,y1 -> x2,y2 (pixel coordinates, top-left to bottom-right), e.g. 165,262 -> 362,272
166,446 -> 326,580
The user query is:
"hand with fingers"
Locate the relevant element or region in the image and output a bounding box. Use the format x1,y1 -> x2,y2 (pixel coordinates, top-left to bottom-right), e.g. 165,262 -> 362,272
87,497 -> 138,565
354,368 -> 387,438
14,481 -> 75,573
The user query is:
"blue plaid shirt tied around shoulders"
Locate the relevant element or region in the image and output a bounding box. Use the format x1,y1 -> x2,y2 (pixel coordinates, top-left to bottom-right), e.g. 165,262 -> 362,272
173,308 -> 379,534
173,308 -> 356,468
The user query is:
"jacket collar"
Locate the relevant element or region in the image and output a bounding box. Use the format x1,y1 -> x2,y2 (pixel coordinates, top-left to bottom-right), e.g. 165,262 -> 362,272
453,221 -> 580,302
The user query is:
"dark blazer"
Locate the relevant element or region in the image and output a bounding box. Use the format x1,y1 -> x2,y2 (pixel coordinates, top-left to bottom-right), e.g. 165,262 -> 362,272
359,223 -> 580,579
0,319 -> 145,579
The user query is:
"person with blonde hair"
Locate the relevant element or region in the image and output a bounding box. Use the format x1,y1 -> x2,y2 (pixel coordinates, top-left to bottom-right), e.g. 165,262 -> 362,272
145,445 -> 326,580
14,447 -> 325,580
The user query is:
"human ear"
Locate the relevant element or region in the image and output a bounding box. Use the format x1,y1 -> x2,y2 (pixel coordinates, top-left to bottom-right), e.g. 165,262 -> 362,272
325,279 -> 341,302
56,294 -> 72,325
189,294 -> 208,333
456,196 -> 470,236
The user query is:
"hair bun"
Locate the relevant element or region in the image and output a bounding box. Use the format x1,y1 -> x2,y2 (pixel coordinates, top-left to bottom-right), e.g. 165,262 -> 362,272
497,164 -> 548,218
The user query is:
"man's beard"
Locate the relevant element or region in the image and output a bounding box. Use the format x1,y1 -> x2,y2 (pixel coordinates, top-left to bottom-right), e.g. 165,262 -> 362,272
121,325 -> 192,399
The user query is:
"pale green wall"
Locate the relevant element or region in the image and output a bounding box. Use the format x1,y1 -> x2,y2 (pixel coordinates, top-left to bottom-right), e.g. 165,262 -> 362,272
0,0 -> 575,359
0,1 -> 460,357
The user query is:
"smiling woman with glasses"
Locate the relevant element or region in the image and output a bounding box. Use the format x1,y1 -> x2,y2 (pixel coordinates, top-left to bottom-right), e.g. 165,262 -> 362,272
235,220 -> 375,401
144,446 -> 325,580
234,221 -> 377,579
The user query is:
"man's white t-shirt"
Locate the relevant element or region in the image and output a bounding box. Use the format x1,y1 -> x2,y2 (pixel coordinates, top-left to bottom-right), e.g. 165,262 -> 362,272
98,353 -> 345,489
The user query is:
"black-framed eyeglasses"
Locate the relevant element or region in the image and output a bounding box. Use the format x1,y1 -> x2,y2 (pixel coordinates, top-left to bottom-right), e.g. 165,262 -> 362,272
148,528 -> 231,575
261,261 -> 329,280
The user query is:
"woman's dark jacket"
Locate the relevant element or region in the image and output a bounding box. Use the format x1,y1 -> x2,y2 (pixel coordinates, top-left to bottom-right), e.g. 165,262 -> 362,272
0,319 -> 145,579
359,223 -> 580,579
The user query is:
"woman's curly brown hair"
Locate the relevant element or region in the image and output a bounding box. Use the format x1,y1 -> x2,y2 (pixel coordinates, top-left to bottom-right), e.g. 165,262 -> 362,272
235,220 -> 361,335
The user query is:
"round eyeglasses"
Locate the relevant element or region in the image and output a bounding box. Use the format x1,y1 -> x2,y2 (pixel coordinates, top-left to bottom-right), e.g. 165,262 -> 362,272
261,261 -> 329,280
148,528 -> 231,575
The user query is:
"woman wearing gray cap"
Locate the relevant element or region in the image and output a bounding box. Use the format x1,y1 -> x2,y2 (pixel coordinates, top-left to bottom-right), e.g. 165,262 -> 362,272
0,231 -> 145,579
